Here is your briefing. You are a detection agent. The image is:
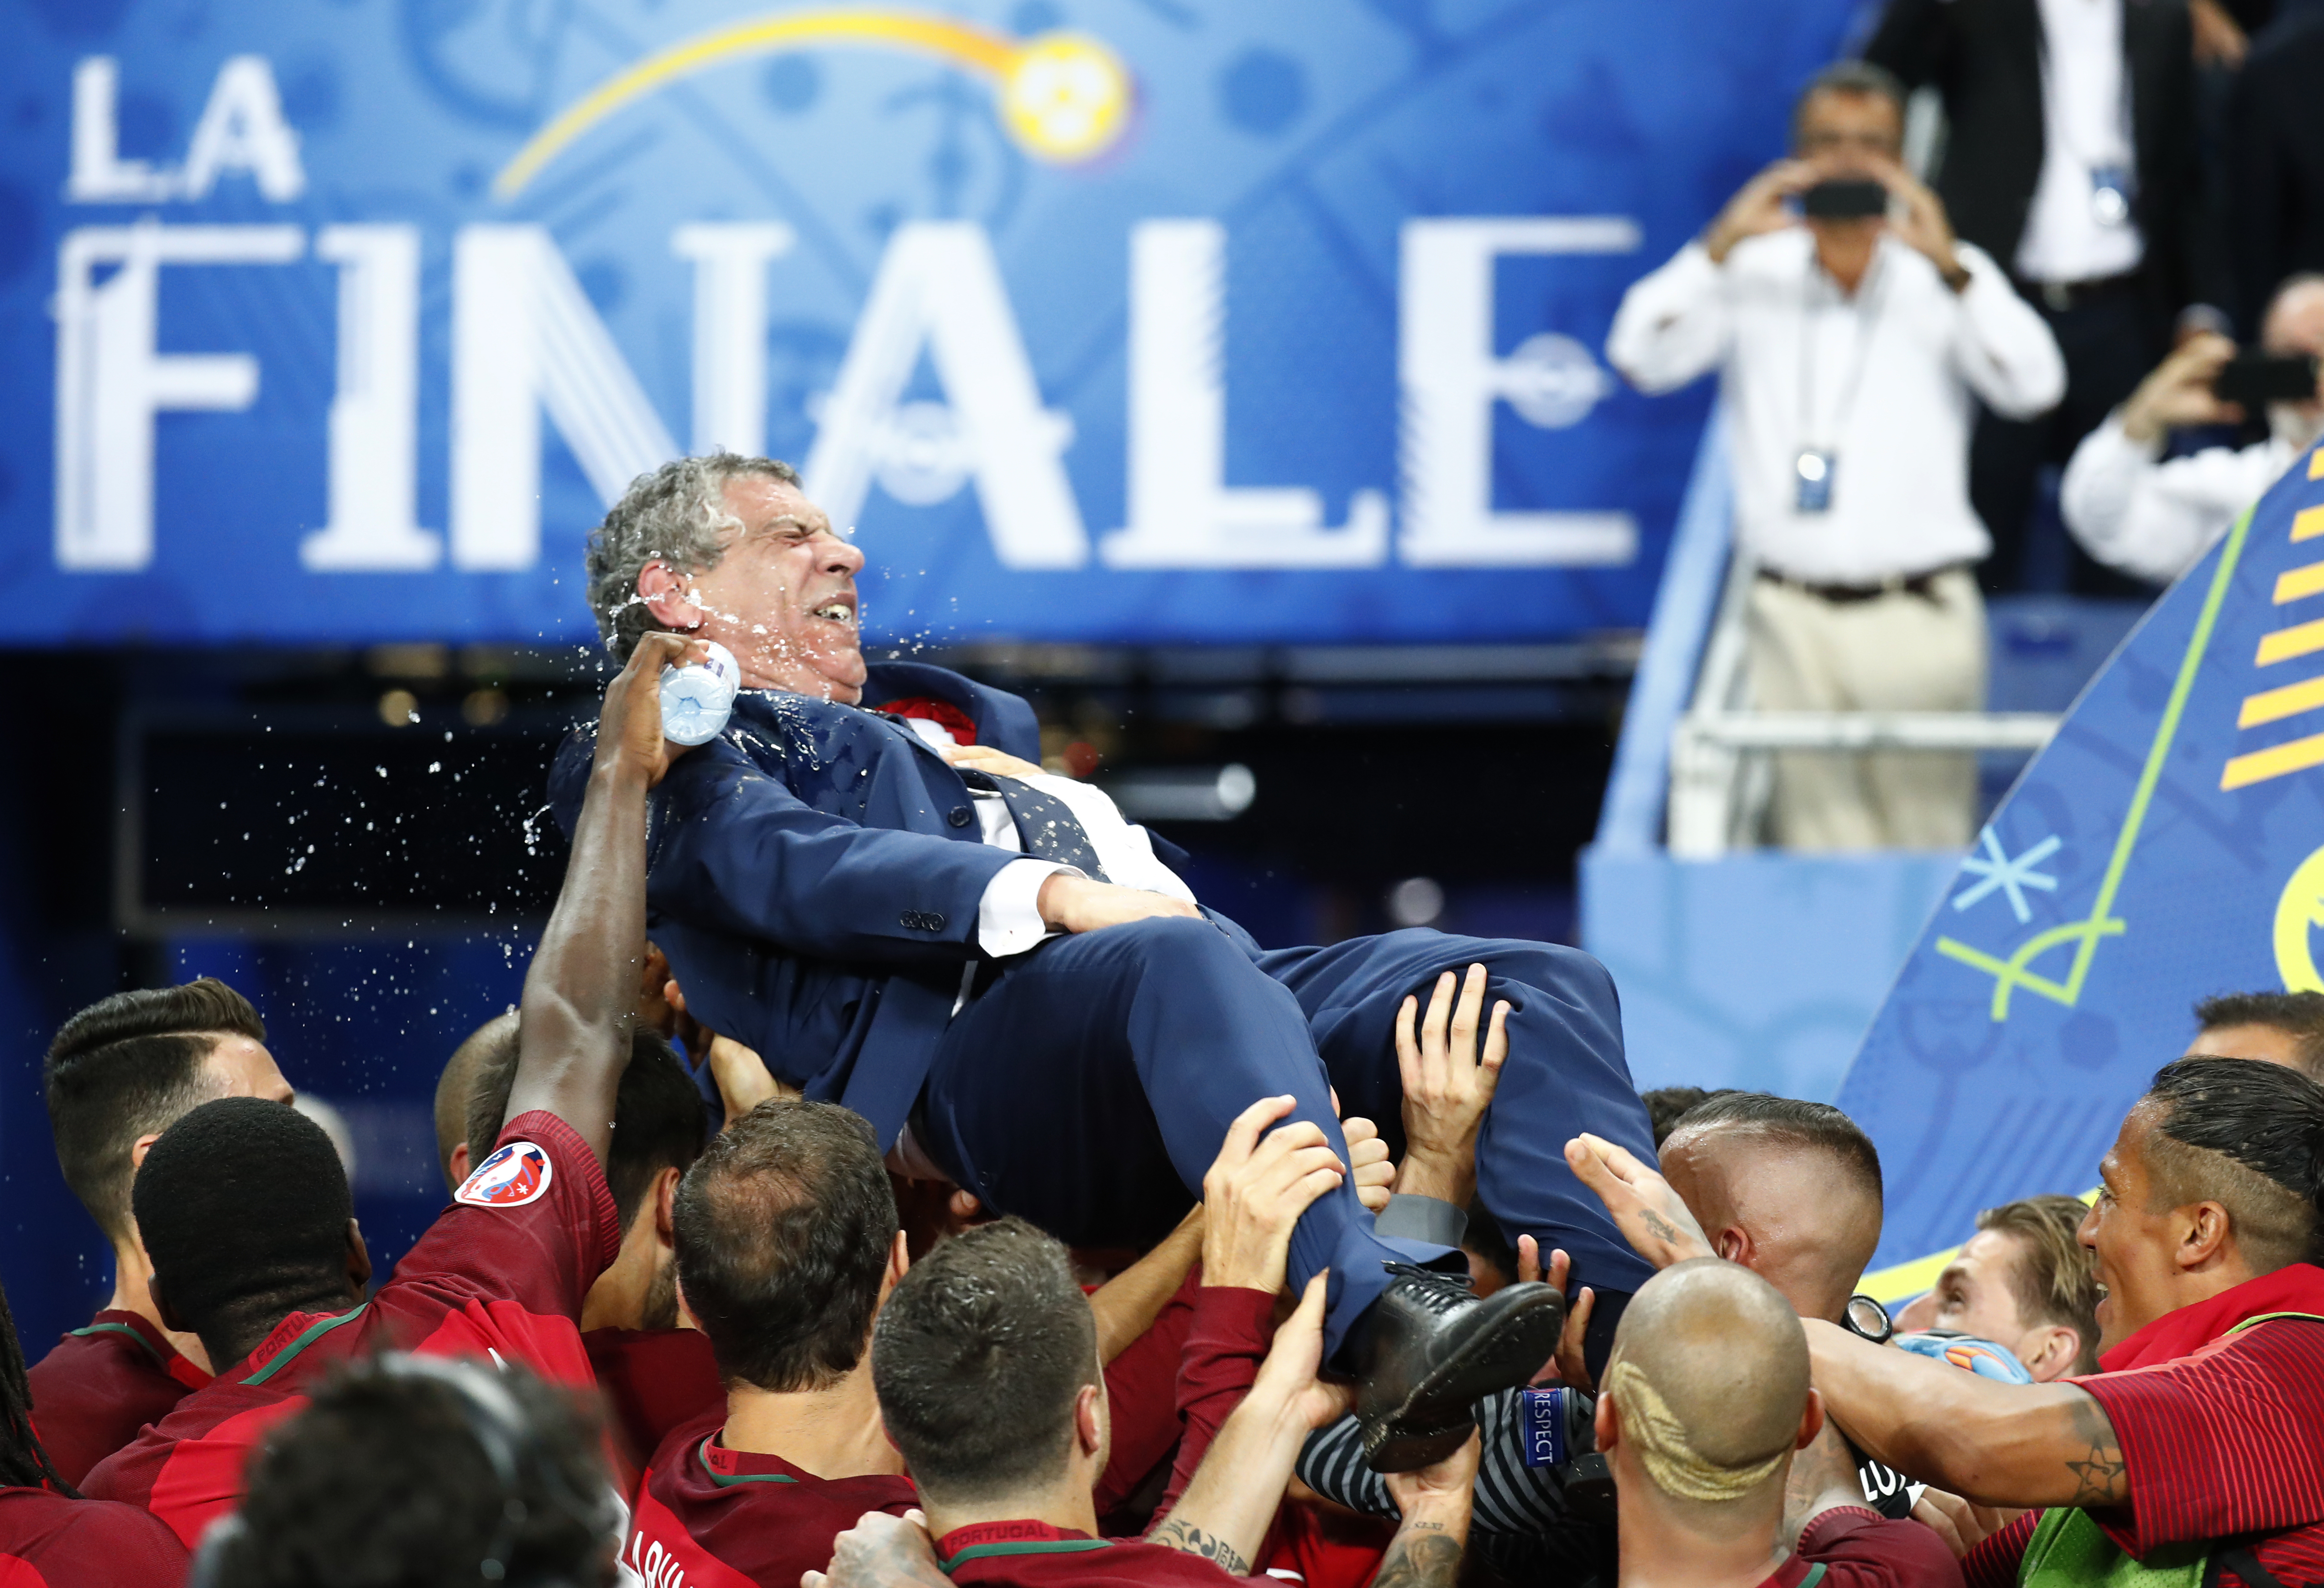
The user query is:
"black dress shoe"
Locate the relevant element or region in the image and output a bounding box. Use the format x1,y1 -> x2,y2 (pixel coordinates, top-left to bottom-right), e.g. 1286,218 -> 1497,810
1343,1262 -> 1566,1472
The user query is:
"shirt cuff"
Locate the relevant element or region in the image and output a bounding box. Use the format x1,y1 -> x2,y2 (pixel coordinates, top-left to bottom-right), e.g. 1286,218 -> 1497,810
977,858 -> 1074,958
1374,1193 -> 1471,1247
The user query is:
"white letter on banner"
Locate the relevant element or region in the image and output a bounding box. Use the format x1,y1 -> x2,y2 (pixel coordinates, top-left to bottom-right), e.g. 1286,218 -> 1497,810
450,225 -> 680,571
1103,220 -> 1386,568
181,57 -> 305,202
804,223 -> 1086,567
303,226 -> 439,569
67,58 -> 177,203
53,220 -> 304,571
673,223 -> 795,456
1398,218 -> 1640,566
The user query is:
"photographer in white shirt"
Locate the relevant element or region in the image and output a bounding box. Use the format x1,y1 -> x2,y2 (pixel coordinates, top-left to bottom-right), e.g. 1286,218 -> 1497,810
1608,62 -> 2064,852
2061,275 -> 2324,586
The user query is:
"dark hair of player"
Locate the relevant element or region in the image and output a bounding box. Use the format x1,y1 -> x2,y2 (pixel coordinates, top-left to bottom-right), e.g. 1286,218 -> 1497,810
673,1099 -> 899,1391
208,1354 -> 617,1588
134,1096 -> 355,1370
871,1216 -> 1098,1505
463,1023 -> 706,1228
44,979 -> 266,1240
1665,1091 -> 1884,1207
2192,989 -> 2324,1081
2142,1057 -> 2324,1270
0,1279 -> 75,1494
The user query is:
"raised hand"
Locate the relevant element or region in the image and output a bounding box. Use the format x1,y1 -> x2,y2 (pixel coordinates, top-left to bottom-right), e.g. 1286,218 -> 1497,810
1857,154 -> 1964,283
1704,158 -> 1814,263
1246,1272 -> 1356,1433
595,630 -> 708,788
1341,1113 -> 1396,1213
1562,1133 -> 1715,1270
1395,964 -> 1509,1206
2120,332 -> 2244,445
1518,1238 -> 1598,1388
1202,1096 -> 1347,1292
1379,1430 -> 1478,1588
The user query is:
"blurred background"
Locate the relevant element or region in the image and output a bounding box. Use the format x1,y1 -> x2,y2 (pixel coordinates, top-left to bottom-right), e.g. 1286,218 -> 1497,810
4,0 -> 2296,1342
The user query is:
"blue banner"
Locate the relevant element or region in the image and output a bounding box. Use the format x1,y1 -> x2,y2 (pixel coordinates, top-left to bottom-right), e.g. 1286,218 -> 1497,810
0,0 -> 1853,647
1843,449 -> 2324,1287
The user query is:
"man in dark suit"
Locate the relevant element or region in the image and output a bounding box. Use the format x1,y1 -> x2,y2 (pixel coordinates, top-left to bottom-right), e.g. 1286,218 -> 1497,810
1866,0 -> 2218,594
2228,10 -> 2324,335
550,454 -> 1661,1471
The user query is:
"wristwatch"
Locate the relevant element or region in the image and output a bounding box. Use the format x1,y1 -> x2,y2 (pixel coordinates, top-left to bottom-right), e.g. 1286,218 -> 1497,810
1844,1293 -> 1896,1344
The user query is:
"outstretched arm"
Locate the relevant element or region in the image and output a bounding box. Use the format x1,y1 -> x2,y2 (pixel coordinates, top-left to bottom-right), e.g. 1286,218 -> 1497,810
1802,1320 -> 2125,1510
503,633 -> 700,1165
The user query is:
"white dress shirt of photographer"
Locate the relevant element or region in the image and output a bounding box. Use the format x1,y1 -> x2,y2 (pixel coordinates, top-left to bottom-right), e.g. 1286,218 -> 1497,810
2060,276 -> 2324,586
1607,63 -> 2066,851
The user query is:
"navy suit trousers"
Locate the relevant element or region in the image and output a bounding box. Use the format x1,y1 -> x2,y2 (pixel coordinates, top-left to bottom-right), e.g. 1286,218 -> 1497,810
914,917 -> 1657,1354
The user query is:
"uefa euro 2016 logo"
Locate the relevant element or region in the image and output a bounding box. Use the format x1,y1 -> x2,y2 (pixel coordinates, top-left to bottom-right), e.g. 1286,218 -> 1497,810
456,1141 -> 554,1209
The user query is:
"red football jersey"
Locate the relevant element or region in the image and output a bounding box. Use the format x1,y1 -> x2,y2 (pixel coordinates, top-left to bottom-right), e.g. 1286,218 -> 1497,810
585,1327 -> 724,1490
939,1520 -> 1258,1588
626,1410 -> 921,1588
0,1486 -> 189,1587
82,1110 -> 621,1548
26,1310 -> 210,1487
1967,1316 -> 2324,1588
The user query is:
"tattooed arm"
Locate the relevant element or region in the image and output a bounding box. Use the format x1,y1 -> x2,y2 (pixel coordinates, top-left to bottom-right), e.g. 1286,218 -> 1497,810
1149,1276 -> 1352,1575
1376,1433 -> 1478,1588
1802,1319 -> 2127,1510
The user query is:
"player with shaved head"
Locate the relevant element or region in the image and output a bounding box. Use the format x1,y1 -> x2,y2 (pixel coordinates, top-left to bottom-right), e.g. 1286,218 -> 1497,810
1596,1260 -> 1960,1588
1654,1094 -> 1884,1329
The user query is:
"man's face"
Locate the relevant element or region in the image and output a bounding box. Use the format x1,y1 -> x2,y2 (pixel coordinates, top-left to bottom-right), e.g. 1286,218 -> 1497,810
1928,1231 -> 2038,1354
2079,1107 -> 2178,1351
204,1036 -> 293,1105
2262,285 -> 2324,432
666,475 -> 868,703
1794,90 -> 1903,182
2186,1022 -> 2312,1075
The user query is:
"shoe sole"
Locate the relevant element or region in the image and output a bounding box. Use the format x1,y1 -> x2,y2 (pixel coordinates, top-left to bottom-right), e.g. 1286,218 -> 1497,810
1361,1288 -> 1567,1474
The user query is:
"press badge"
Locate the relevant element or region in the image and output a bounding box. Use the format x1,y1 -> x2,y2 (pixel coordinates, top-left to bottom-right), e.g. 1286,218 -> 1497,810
1519,1387 -> 1571,1469
1794,448 -> 1835,514
2090,165 -> 2132,227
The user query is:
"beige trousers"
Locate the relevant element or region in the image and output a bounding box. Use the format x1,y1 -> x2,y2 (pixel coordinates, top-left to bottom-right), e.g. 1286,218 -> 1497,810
1746,568 -> 1988,852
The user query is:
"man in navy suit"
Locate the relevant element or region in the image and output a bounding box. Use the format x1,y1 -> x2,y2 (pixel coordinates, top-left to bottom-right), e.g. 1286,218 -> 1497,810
551,453 -> 1660,1471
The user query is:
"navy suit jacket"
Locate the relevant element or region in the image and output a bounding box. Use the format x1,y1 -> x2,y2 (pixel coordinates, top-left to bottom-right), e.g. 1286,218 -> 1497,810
551,661 -> 1163,1150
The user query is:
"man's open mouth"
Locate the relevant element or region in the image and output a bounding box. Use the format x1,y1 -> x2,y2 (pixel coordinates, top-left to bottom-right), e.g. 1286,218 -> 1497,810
812,601 -> 857,628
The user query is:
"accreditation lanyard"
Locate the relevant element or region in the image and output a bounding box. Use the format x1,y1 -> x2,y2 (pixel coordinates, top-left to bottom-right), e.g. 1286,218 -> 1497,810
1793,252 -> 1887,513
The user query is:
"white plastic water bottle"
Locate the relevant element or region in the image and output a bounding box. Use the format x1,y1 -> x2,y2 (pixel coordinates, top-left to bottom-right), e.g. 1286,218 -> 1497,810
658,639 -> 739,746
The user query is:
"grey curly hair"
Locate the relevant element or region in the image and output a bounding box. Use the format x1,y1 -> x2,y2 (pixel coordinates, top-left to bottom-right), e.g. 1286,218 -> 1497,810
585,453 -> 802,661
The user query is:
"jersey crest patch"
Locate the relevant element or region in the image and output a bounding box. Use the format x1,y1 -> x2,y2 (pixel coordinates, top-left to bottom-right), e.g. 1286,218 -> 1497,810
456,1141 -> 553,1208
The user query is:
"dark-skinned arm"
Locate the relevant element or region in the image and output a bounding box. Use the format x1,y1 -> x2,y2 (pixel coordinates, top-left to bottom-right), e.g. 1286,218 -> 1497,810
1803,1320 -> 2126,1510
502,632 -> 702,1165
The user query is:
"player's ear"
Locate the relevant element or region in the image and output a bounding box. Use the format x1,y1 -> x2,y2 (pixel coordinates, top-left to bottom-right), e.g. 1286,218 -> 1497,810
637,561 -> 705,631
1797,1387 -> 1825,1451
447,1140 -> 471,1187
1072,1383 -> 1104,1457
654,1166 -> 681,1247
345,1219 -> 373,1294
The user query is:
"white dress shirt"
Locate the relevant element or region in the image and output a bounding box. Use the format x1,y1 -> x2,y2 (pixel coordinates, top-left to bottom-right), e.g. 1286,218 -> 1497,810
2016,0 -> 2144,283
900,715 -> 1197,958
1607,230 -> 2065,583
2060,413 -> 2304,583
